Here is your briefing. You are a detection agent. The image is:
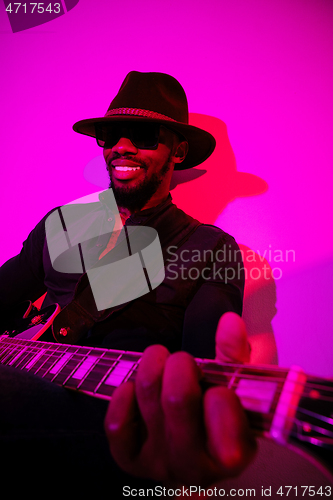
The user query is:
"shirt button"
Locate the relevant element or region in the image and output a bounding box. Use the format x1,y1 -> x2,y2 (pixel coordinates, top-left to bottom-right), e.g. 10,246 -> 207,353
108,217 -> 113,221
96,243 -> 103,247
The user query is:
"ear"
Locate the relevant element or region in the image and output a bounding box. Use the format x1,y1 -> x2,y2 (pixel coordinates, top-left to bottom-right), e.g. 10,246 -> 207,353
173,140 -> 189,165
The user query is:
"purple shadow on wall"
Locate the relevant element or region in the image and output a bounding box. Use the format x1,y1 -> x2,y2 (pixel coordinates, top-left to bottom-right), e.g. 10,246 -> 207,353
3,0 -> 79,33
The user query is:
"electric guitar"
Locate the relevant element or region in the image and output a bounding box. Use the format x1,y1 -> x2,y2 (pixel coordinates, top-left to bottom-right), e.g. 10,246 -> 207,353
1,302 -> 332,486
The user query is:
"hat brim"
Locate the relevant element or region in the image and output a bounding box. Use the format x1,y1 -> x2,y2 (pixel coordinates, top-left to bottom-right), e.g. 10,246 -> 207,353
72,116 -> 216,170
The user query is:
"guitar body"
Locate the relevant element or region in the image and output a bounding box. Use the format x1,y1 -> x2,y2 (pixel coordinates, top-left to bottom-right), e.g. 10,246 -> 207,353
1,303 -> 61,341
218,437 -> 333,495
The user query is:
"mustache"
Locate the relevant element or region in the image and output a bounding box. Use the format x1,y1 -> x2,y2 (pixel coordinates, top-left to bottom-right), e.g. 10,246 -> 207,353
106,154 -> 147,170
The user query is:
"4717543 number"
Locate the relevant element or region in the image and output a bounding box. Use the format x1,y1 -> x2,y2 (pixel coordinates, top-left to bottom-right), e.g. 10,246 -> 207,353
274,485 -> 331,496
5,3 -> 61,14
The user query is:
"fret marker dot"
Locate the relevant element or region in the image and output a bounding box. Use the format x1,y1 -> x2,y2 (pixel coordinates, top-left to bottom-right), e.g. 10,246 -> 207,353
309,389 -> 320,399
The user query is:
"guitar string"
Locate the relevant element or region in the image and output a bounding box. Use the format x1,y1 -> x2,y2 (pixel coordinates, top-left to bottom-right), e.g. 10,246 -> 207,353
293,418 -> 333,438
6,357 -> 332,414
1,349 -> 332,443
0,337 -> 300,381
1,338 -> 333,428
1,315 -> 331,387
0,344 -> 293,396
1,351 -> 326,440
0,341 -> 331,406
1,337 -> 288,372
0,337 -> 329,380
0,339 -> 139,389
1,339 -> 332,410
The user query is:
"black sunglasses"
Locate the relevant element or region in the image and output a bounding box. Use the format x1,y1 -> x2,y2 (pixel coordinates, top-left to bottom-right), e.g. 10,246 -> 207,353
95,123 -> 161,150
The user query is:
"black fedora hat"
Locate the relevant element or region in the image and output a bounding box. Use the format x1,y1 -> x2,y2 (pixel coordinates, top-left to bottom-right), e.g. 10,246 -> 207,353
72,71 -> 216,170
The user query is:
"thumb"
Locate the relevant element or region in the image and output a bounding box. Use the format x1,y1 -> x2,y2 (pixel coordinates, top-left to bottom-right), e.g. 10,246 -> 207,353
215,312 -> 251,364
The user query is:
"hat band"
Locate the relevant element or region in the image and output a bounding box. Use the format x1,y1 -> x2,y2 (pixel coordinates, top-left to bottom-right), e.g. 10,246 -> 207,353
105,107 -> 177,122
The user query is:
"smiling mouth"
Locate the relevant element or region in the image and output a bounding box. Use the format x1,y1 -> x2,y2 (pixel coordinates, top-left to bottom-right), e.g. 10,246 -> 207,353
113,166 -> 141,171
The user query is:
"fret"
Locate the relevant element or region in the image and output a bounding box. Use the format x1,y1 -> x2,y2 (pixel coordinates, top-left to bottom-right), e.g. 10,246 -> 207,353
106,354 -> 140,385
48,352 -> 73,376
104,360 -> 137,386
39,345 -> 75,380
0,341 -> 10,354
16,344 -> 47,370
235,379 -> 278,414
51,352 -> 87,385
96,353 -> 140,398
73,352 -> 121,393
67,350 -> 106,388
33,348 -> 68,378
0,345 -> 14,363
31,344 -> 67,379
24,348 -> 47,371
0,341 -> 8,356
195,361 -> 290,434
0,346 -> 8,359
72,353 -> 101,380
10,348 -> 35,369
197,361 -> 287,415
27,345 -> 61,374
235,367 -> 286,418
1,345 -> 27,365
227,367 -> 241,390
8,346 -> 29,366
52,349 -> 103,387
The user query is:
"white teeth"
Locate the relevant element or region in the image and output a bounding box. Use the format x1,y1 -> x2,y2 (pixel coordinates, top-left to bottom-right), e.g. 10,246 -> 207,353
114,166 -> 141,171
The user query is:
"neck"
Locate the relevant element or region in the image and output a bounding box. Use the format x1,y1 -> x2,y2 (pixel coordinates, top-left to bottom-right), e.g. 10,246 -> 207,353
118,192 -> 170,220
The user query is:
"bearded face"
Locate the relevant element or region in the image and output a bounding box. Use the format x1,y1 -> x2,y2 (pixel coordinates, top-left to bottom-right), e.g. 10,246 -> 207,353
103,126 -> 184,213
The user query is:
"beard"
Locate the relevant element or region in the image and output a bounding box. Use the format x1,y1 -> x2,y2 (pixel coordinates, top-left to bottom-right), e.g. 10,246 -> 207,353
107,158 -> 172,213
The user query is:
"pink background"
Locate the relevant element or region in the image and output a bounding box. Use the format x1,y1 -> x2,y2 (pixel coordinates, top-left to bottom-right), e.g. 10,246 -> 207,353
1,0 -> 333,378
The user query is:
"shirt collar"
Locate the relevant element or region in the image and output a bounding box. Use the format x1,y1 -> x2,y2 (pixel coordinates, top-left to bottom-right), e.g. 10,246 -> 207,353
99,190 -> 173,224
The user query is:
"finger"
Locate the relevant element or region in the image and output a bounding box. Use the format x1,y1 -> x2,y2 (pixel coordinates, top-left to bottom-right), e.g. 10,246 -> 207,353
104,381 -> 143,470
215,312 -> 250,363
161,351 -> 203,448
135,344 -> 170,431
204,386 -> 257,476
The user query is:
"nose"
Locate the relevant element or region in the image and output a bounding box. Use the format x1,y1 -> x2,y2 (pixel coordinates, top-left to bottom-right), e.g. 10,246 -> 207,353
111,136 -> 138,155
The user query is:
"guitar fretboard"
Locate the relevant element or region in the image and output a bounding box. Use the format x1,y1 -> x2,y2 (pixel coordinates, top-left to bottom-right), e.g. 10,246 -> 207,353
1,334 -> 332,473
0,335 -> 143,398
0,335 -> 289,432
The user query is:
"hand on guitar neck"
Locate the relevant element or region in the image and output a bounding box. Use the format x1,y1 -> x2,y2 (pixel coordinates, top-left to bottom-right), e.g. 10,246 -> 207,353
104,312 -> 256,489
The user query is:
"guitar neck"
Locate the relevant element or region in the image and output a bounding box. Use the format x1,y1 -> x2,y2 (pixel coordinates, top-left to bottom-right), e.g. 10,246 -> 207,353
0,334 -> 332,473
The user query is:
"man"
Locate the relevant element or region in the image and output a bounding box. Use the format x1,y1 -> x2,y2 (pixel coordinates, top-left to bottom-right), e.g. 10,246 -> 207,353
0,72 -> 252,492
1,71 -> 244,358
